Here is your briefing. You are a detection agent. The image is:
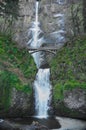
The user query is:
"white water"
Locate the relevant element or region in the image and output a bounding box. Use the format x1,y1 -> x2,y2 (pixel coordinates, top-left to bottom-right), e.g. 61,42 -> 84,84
29,1 -> 40,68
54,117 -> 86,130
50,12 -> 66,44
27,1 -> 45,68
34,69 -> 52,118
31,1 -> 40,68
56,0 -> 65,4
34,1 -> 39,47
28,1 -> 52,118
27,0 -> 66,119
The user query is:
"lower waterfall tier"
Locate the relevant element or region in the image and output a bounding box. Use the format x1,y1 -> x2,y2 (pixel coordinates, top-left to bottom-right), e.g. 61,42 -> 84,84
34,68 -> 52,118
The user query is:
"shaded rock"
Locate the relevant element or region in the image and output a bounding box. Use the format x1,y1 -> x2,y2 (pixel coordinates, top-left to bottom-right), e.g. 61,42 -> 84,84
0,88 -> 34,118
9,88 -> 33,117
11,88 -> 31,110
0,120 -> 18,130
55,88 -> 86,120
30,121 -> 49,130
64,88 -> 86,110
40,63 -> 50,69
0,120 -> 49,130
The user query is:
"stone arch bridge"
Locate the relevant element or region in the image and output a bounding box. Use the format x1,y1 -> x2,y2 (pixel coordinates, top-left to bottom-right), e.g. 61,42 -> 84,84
27,46 -> 62,55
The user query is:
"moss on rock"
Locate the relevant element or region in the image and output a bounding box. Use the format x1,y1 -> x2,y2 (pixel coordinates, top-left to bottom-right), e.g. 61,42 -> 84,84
50,36 -> 86,119
50,36 -> 86,101
0,34 -> 36,114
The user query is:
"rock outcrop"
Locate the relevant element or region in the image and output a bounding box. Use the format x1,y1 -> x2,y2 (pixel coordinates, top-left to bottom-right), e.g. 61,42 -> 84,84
13,0 -> 69,46
64,88 -> 86,110
9,88 -> 33,117
0,120 -> 49,130
55,88 -> 86,120
0,88 -> 33,118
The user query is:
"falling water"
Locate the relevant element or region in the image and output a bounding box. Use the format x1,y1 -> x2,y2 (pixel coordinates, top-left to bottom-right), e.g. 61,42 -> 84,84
34,1 -> 39,47
34,69 -> 52,118
29,1 -> 40,68
27,1 -> 52,118
27,1 -> 45,68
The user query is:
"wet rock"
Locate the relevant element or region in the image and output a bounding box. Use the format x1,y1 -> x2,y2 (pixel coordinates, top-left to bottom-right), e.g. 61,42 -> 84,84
30,121 -> 49,130
40,63 -> 50,69
0,120 -> 49,130
0,120 -> 17,130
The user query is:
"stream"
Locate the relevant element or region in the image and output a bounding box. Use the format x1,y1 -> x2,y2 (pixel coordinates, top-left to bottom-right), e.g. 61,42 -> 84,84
0,117 -> 86,130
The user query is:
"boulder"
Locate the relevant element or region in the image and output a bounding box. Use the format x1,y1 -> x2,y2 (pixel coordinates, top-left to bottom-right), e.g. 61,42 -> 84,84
0,120 -> 49,130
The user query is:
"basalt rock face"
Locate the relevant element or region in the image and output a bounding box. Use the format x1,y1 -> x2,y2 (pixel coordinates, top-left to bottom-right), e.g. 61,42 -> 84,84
9,88 -> 33,117
64,88 -> 86,110
13,0 -> 69,46
55,88 -> 86,120
0,88 -> 34,118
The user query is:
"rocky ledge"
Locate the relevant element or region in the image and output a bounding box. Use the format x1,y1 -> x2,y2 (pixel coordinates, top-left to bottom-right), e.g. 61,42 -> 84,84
0,120 -> 49,130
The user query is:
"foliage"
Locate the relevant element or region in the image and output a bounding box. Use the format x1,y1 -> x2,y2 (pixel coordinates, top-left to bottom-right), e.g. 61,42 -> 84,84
53,83 -> 64,101
0,34 -> 36,81
0,34 -> 36,110
50,36 -> 86,101
0,70 -> 19,111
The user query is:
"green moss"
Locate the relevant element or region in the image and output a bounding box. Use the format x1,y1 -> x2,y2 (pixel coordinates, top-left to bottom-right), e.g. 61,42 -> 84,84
0,33 -> 37,111
50,36 -> 86,101
0,70 -> 14,111
53,83 -> 64,101
64,80 -> 86,90
0,34 -> 36,82
57,103 -> 80,117
15,84 -> 32,93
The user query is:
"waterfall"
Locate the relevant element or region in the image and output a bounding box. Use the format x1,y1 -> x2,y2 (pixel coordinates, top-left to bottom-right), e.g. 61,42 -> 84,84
27,1 -> 52,118
34,1 -> 39,47
34,69 -> 52,118
27,1 -> 45,68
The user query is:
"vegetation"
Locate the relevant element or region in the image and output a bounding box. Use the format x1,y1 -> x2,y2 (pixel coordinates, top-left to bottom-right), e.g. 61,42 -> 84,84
0,34 -> 36,111
0,0 -> 86,117
50,36 -> 86,101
